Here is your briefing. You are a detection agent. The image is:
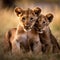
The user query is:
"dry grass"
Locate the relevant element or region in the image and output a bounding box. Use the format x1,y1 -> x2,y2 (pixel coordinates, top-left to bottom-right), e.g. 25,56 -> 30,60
0,4 -> 60,60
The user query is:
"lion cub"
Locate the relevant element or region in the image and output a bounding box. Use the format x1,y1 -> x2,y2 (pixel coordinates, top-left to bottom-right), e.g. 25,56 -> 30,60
4,7 -> 42,55
34,13 -> 53,53
35,13 -> 60,53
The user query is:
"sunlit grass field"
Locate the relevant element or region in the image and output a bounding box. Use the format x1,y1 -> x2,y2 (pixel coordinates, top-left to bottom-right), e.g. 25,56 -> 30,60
0,4 -> 60,60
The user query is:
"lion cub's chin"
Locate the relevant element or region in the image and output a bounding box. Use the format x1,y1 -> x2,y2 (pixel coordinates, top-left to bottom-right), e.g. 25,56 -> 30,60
38,30 -> 43,34
24,29 -> 31,32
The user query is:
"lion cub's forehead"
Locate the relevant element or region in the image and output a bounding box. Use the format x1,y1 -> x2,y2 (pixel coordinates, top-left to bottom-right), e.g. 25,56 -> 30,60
38,14 -> 47,21
22,8 -> 35,16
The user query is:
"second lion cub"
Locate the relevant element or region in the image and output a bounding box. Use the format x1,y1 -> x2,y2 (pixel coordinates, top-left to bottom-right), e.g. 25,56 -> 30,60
35,13 -> 60,53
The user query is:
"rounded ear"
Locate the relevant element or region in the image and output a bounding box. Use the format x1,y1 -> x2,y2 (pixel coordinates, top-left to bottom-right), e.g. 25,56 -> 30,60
33,7 -> 41,16
15,7 -> 23,16
46,13 -> 54,22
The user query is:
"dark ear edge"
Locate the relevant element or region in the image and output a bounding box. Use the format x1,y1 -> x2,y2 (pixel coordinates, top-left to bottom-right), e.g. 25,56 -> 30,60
15,7 -> 23,16
46,13 -> 54,22
33,7 -> 41,16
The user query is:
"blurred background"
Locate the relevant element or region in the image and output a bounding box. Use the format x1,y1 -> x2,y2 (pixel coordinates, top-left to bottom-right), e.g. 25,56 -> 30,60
0,0 -> 60,60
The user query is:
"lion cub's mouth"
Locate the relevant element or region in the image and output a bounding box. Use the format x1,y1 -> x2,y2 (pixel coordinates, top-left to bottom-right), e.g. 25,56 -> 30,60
24,27 -> 32,32
37,29 -> 43,34
24,29 -> 31,32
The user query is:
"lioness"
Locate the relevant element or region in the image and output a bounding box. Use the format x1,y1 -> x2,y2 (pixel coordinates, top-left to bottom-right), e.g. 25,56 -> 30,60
34,13 -> 60,53
4,7 -> 42,55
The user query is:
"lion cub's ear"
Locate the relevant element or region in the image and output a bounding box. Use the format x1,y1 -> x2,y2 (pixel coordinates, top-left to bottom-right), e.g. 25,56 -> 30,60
46,13 -> 54,22
15,7 -> 23,16
33,7 -> 41,16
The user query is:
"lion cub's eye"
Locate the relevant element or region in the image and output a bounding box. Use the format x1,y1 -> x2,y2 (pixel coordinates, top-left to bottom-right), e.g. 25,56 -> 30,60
22,17 -> 25,21
43,21 -> 45,23
30,17 -> 33,21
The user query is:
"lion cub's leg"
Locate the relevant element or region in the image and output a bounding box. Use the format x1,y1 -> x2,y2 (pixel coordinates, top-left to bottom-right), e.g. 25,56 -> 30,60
11,34 -> 21,55
31,34 -> 42,54
40,27 -> 52,53
4,31 -> 11,52
50,31 -> 60,53
12,41 -> 20,55
4,28 -> 16,53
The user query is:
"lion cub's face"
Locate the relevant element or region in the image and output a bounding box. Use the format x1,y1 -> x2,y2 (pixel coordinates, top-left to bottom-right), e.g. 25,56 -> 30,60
15,7 -> 41,32
35,13 -> 53,33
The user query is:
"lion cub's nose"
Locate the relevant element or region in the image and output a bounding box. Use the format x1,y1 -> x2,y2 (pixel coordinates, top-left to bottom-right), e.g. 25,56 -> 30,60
25,25 -> 30,29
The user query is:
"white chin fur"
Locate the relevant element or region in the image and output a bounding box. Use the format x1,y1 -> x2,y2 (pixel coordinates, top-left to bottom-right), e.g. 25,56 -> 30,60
38,30 -> 43,34
24,29 -> 31,32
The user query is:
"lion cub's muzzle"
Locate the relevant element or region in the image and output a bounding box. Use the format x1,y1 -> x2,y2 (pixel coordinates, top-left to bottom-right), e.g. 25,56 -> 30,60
24,25 -> 32,32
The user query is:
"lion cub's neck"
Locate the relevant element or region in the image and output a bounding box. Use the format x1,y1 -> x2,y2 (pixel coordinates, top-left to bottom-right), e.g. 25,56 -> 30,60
16,25 -> 25,34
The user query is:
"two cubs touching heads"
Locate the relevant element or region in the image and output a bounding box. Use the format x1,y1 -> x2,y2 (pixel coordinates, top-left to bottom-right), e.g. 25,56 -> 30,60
4,7 -> 60,55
